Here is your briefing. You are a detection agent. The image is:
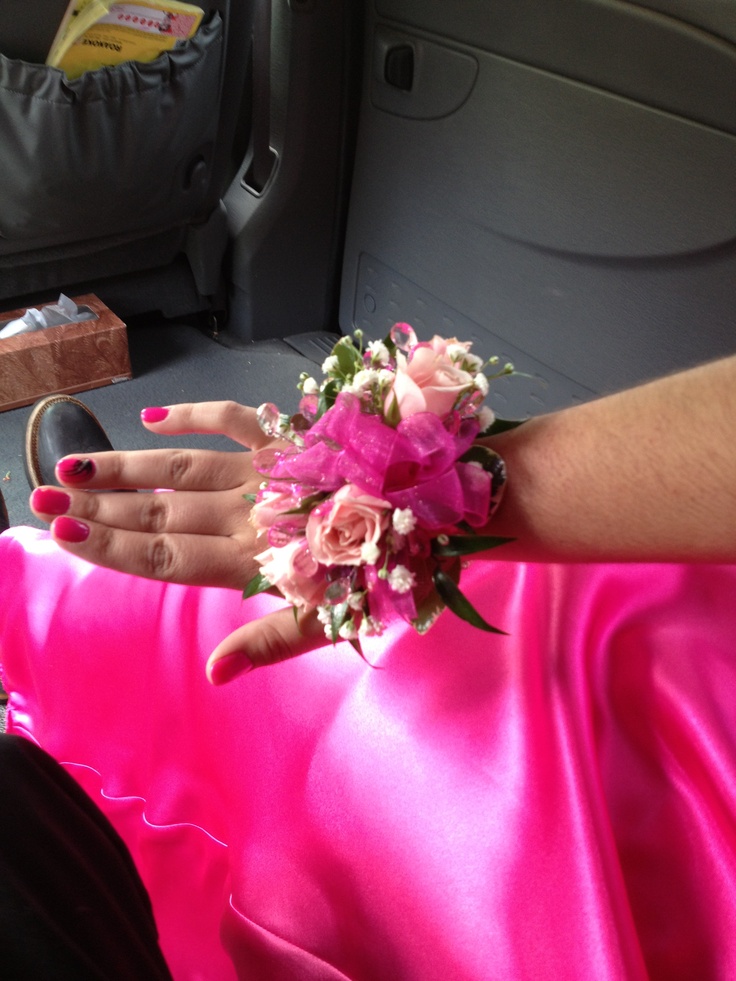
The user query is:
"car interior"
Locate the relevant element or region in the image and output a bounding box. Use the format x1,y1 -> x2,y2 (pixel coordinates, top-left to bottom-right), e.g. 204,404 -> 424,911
1,0 -> 734,528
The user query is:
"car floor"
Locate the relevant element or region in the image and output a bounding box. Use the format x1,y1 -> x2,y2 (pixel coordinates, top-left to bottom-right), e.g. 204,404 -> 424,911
0,318 -> 337,528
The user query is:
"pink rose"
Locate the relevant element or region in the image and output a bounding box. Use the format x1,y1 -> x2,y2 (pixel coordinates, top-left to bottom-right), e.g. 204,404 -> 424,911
389,336 -> 474,419
306,483 -> 391,566
255,538 -> 325,610
250,487 -> 300,532
421,335 -> 471,358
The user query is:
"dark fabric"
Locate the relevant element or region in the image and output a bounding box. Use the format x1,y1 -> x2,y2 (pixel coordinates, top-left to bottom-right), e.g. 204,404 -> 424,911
0,15 -> 224,248
0,735 -> 173,980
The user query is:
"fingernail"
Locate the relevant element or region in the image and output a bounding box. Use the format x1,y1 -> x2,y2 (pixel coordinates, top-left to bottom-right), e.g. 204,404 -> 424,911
53,516 -> 90,543
56,457 -> 96,484
31,487 -> 71,516
208,652 -> 254,686
141,407 -> 169,424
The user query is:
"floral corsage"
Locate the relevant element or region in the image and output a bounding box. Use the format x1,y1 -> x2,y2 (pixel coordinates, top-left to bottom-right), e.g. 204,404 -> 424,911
246,324 -> 516,643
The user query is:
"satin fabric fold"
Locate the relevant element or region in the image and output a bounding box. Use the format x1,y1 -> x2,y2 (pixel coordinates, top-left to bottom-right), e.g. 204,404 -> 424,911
1,527 -> 735,980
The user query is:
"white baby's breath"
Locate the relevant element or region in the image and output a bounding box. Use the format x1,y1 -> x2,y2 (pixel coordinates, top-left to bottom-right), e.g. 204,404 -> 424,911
477,405 -> 495,431
359,615 -> 384,637
473,373 -> 490,397
446,342 -> 470,361
367,340 -> 390,365
392,508 -> 416,535
345,368 -> 379,394
338,620 -> 359,641
302,376 -> 319,395
388,565 -> 416,594
464,353 -> 484,372
321,355 -> 339,374
360,541 -> 381,565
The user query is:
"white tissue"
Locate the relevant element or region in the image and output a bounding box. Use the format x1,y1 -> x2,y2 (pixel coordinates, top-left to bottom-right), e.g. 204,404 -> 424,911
0,294 -> 96,339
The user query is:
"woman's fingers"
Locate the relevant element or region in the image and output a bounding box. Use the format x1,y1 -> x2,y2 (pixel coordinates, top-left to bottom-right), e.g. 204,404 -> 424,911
47,515 -> 259,590
54,446 -> 254,493
206,608 -> 326,684
31,485 -> 251,538
25,399 -> 294,597
140,401 -> 271,450
31,479 -> 261,588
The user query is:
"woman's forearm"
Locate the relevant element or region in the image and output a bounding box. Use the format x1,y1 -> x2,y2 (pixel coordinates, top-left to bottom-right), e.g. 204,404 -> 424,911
483,355 -> 736,563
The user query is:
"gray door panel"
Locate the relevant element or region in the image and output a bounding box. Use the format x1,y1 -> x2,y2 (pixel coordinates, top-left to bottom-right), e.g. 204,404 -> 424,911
340,0 -> 736,417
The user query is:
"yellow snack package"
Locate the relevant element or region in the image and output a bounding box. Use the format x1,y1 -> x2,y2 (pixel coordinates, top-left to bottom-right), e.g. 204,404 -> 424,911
48,1 -> 204,78
47,0 -> 99,65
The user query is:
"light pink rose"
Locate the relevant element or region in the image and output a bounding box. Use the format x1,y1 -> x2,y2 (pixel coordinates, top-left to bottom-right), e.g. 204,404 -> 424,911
255,538 -> 325,610
250,487 -> 303,533
422,335 -> 471,358
388,336 -> 474,419
306,483 -> 391,566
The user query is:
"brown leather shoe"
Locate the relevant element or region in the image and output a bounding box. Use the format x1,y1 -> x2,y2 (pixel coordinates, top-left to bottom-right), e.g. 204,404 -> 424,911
24,395 -> 114,489
0,486 -> 8,533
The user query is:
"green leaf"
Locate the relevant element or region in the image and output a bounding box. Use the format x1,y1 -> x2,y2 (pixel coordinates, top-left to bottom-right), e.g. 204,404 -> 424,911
335,340 -> 362,376
281,493 -> 327,516
433,568 -> 507,634
329,600 -> 349,644
385,393 -> 401,428
433,535 -> 515,557
411,586 -> 446,634
242,493 -> 258,504
243,571 -> 272,600
319,378 -> 341,415
382,333 -> 397,359
480,416 -> 528,437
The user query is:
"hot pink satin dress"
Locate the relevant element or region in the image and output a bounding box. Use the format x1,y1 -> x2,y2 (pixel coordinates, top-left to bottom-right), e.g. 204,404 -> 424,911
2,525 -> 736,980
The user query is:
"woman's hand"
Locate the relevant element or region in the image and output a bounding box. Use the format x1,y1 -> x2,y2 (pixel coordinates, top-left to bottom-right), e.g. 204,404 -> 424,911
30,401 -> 324,680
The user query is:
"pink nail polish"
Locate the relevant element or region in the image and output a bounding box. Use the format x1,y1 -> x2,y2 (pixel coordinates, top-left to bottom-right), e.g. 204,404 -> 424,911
53,516 -> 90,544
31,487 -> 71,516
56,457 -> 96,484
208,652 -> 254,686
141,407 -> 169,424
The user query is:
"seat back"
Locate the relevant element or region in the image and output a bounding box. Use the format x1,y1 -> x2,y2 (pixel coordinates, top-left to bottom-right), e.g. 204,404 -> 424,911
0,1 -> 251,319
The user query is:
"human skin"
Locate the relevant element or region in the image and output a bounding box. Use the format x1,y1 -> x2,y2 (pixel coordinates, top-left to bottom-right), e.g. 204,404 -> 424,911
484,354 -> 736,564
30,355 -> 736,677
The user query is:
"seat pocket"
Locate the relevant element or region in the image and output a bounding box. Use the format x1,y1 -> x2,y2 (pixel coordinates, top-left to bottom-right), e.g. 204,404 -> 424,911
0,13 -> 224,249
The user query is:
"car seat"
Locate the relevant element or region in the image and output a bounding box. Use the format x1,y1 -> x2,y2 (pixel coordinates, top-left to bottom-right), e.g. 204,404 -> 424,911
0,0 -> 251,322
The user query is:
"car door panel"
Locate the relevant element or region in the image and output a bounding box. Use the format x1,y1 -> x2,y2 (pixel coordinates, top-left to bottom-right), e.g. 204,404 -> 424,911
340,0 -> 736,417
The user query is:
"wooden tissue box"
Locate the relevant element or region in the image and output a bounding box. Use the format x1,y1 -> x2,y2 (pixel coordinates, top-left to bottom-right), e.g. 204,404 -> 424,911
0,294 -> 132,412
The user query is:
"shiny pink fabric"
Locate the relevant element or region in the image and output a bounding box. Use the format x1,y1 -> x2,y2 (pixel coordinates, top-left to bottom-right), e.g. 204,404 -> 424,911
2,526 -> 736,980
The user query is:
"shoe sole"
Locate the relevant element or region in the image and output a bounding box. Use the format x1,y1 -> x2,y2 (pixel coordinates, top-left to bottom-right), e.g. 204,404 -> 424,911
24,395 -> 109,490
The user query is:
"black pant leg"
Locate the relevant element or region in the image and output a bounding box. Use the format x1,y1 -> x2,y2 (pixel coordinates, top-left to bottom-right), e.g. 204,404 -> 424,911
0,734 -> 173,980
